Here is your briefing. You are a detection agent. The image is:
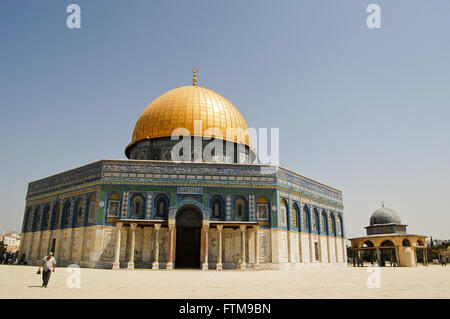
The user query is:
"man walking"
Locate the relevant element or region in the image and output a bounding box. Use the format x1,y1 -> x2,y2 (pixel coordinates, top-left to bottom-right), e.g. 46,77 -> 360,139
38,252 -> 56,288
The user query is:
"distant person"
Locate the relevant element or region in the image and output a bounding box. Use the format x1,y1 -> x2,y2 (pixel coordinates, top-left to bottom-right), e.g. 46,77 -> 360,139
38,252 -> 56,288
441,255 -> 447,267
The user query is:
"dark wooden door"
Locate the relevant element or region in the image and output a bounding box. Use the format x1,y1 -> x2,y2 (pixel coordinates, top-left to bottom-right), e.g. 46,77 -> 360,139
175,227 -> 201,268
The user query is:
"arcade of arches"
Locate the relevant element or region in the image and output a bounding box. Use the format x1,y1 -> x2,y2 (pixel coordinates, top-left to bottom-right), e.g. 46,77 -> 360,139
111,205 -> 259,270
350,236 -> 428,267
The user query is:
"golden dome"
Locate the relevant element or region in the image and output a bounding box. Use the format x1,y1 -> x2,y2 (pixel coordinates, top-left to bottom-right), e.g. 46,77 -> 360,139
126,85 -> 252,154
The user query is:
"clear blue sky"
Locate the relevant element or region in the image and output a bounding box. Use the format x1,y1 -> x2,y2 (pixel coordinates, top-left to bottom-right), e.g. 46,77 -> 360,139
1,0 -> 449,240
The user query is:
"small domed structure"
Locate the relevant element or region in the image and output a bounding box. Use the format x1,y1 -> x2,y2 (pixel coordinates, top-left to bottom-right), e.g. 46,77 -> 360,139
349,202 -> 428,267
365,203 -> 406,236
370,207 -> 401,225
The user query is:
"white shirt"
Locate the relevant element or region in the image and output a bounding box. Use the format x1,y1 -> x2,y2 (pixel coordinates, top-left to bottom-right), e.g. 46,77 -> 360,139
42,256 -> 56,271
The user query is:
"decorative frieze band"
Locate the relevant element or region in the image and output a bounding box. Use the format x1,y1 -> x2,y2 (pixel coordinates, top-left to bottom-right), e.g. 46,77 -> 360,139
226,195 -> 232,221
146,193 -> 152,218
249,194 -> 255,220
122,192 -> 129,218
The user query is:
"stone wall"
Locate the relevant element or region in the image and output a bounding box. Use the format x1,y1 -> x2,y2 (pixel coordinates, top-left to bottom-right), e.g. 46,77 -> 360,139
22,225 -> 347,269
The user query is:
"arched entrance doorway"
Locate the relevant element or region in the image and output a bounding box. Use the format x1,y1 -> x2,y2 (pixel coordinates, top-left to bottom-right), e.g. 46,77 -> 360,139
175,206 -> 203,269
380,240 -> 397,266
361,240 -> 376,265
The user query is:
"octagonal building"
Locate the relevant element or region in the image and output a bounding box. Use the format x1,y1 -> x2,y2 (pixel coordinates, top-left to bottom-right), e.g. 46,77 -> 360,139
19,74 -> 346,270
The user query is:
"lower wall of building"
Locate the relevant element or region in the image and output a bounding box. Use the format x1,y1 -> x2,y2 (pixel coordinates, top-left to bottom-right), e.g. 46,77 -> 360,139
20,226 -> 347,269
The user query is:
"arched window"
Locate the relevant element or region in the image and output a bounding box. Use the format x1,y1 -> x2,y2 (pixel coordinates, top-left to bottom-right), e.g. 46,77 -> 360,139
312,208 -> 319,232
279,199 -> 287,227
210,196 -> 224,219
256,196 -> 269,220
362,240 -> 374,248
63,200 -> 72,226
329,213 -> 335,235
74,199 -> 84,226
381,240 -> 394,247
234,196 -> 247,220
130,194 -> 145,219
155,194 -> 168,218
52,202 -> 61,229
298,205 -> 303,229
87,194 -> 96,224
402,239 -> 411,247
302,206 -> 310,232
291,204 -> 299,228
336,215 -> 343,236
321,210 -> 328,234
32,207 -> 41,232
24,207 -> 32,232
107,193 -> 121,218
42,205 -> 50,230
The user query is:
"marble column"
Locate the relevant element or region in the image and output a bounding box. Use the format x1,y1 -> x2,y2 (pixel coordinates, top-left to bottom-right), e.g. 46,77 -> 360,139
152,224 -> 161,270
376,248 -> 381,267
112,223 -> 122,270
395,246 -> 401,267
167,222 -> 175,270
254,225 -> 260,266
127,223 -> 137,269
352,250 -> 356,267
356,250 -> 360,267
326,236 -> 331,263
240,225 -> 247,270
216,225 -> 223,271
202,224 -> 209,270
359,250 -> 363,266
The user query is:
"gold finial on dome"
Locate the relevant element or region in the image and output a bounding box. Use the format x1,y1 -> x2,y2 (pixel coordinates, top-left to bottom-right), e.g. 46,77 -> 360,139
192,68 -> 198,86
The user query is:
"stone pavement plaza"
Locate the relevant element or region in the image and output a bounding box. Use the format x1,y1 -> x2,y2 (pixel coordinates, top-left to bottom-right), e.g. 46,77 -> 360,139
0,265 -> 448,299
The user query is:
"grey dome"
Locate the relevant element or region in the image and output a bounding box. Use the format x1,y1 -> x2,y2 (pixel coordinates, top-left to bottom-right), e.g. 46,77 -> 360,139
370,207 -> 401,225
